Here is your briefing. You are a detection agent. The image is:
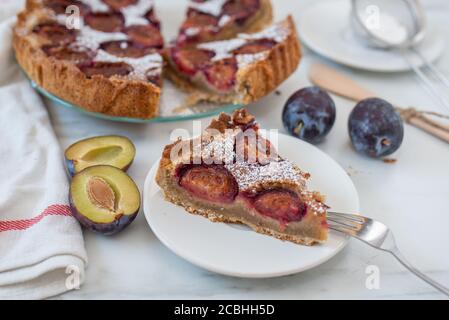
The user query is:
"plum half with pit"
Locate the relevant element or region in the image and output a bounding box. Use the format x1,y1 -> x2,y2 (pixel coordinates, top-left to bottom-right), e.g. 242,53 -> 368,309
65,135 -> 136,177
348,98 -> 404,158
282,86 -> 336,144
69,165 -> 141,235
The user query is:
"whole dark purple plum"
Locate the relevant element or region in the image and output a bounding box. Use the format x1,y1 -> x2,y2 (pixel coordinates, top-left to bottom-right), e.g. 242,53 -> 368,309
282,86 -> 336,144
348,98 -> 404,158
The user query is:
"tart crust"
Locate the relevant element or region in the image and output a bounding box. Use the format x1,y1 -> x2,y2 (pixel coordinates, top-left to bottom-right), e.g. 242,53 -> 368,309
156,109 -> 328,246
14,1 -> 299,119
13,0 -> 161,119
166,16 -> 302,106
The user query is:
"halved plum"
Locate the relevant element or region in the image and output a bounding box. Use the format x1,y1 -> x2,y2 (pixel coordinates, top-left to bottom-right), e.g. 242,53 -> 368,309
177,164 -> 238,203
69,165 -> 140,235
171,47 -> 215,76
65,135 -> 136,176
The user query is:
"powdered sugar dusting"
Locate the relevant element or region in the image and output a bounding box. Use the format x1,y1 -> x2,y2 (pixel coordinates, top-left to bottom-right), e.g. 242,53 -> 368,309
122,0 -> 154,27
236,52 -> 268,69
52,1 -> 163,81
196,19 -> 291,65
188,0 -> 227,17
76,25 -> 127,50
188,129 -> 307,191
306,199 -> 327,215
201,132 -> 237,165
239,20 -> 291,43
225,160 -> 306,191
80,0 -> 108,12
198,38 -> 246,61
184,27 -> 201,37
94,49 -> 163,80
218,14 -> 231,27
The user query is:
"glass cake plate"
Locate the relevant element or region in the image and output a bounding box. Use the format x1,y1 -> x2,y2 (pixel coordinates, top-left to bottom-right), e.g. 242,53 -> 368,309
29,78 -> 243,124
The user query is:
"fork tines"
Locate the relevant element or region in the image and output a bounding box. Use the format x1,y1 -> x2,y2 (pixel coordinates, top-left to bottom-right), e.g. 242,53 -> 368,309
326,211 -> 367,235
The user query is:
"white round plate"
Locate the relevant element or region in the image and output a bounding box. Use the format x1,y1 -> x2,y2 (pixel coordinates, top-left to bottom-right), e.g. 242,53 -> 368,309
297,0 -> 445,72
143,133 -> 359,278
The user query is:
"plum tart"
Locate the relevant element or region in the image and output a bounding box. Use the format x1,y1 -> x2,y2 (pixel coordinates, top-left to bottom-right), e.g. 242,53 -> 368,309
14,1 -> 301,119
166,16 -> 301,105
156,109 -> 328,245
14,0 -> 164,118
175,0 -> 273,46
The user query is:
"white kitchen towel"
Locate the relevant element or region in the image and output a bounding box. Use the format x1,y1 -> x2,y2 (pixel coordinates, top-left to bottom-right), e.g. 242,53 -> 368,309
0,0 -> 87,299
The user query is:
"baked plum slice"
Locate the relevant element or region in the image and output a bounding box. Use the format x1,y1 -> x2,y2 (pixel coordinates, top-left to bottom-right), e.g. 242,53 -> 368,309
222,0 -> 261,25
103,0 -> 138,10
65,135 -> 136,176
85,12 -> 125,32
145,8 -> 161,29
43,0 -> 90,15
69,165 -> 140,235
203,58 -> 238,92
177,11 -> 219,44
232,39 -> 276,54
100,40 -> 154,58
146,71 -> 162,87
177,164 -> 238,203
78,61 -> 133,78
170,47 -> 215,76
248,189 -> 306,224
125,25 -> 164,48
43,45 -> 93,63
33,23 -> 76,46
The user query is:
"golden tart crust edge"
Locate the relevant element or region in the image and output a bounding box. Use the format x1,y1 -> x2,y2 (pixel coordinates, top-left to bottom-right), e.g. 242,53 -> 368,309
13,0 -> 161,119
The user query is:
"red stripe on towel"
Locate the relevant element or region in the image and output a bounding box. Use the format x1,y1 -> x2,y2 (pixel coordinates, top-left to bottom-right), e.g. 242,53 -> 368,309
0,205 -> 72,232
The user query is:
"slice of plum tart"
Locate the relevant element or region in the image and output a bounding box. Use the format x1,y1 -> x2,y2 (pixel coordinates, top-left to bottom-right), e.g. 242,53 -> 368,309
166,16 -> 302,105
156,109 -> 328,245
13,0 -> 164,118
176,0 -> 273,46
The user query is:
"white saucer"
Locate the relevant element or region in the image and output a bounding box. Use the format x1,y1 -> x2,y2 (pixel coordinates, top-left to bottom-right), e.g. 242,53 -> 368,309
297,0 -> 445,72
143,133 -> 359,278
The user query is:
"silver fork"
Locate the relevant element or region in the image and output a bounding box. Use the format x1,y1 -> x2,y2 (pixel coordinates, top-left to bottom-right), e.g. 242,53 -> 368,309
327,211 -> 449,296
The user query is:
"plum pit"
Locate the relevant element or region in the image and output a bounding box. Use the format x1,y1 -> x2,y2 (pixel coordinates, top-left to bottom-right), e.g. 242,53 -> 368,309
70,165 -> 140,235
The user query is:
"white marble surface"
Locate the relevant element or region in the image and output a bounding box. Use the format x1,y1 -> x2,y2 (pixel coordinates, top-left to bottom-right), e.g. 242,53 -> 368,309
46,0 -> 449,299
